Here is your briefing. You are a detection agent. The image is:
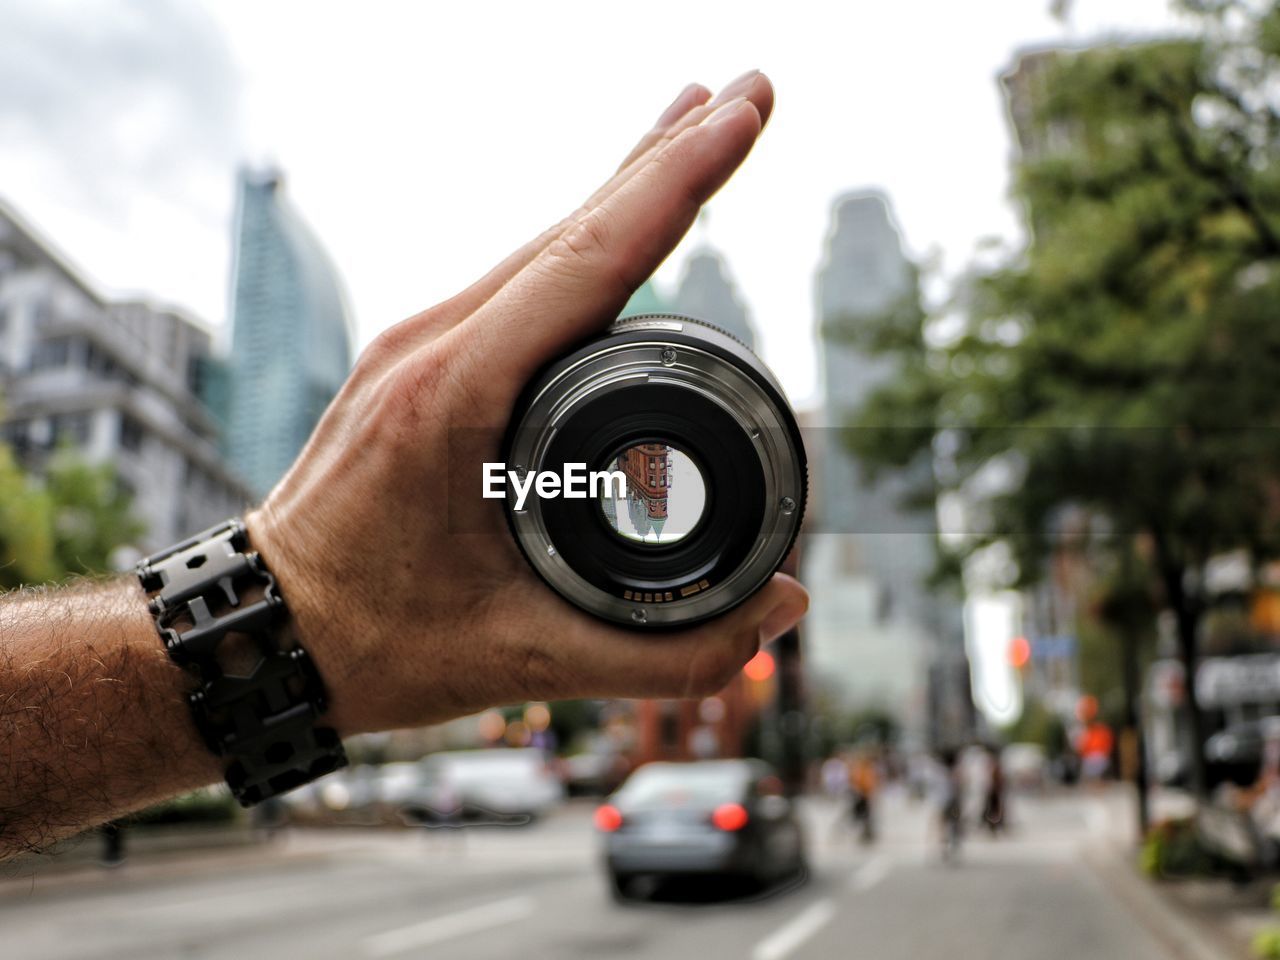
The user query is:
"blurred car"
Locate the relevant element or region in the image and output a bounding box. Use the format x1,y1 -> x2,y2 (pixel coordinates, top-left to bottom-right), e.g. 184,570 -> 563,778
371,761 -> 430,821
561,751 -> 618,797
277,764 -> 384,824
1002,743 -> 1048,790
594,759 -> 805,899
408,748 -> 565,823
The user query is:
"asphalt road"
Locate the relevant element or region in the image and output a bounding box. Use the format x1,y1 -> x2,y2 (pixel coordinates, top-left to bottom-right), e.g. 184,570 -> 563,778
0,789 -> 1212,960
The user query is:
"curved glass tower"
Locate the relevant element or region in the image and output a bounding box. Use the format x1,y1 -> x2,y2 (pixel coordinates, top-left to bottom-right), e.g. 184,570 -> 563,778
225,169 -> 353,497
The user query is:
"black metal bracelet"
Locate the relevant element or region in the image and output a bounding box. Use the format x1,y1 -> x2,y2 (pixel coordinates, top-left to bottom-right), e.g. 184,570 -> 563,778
136,519 -> 347,807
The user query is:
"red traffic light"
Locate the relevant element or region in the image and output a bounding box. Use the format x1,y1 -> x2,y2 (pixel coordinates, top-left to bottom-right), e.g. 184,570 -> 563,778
1008,636 -> 1031,669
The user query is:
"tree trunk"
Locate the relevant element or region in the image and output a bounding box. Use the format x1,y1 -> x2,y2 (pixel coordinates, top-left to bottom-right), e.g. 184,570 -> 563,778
1118,628 -> 1150,838
1165,570 -> 1208,800
1175,602 -> 1208,799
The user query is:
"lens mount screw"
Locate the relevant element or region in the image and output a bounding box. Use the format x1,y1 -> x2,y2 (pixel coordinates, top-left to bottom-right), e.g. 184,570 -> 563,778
631,608 -> 648,624
780,496 -> 796,515
547,544 -> 557,557
660,347 -> 678,366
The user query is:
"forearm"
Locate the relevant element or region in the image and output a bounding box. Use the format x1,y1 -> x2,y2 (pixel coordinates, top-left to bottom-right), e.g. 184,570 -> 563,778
0,577 -> 220,861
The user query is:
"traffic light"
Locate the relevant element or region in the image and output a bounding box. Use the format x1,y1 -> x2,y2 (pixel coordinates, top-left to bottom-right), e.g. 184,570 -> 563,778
1008,635 -> 1031,669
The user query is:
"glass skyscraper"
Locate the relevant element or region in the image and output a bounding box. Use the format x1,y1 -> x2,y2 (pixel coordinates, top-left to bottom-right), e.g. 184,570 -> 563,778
224,169 -> 353,498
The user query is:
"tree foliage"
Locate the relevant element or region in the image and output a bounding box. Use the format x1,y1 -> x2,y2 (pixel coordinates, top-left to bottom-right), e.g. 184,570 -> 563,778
0,444 -> 144,590
846,3 -> 1280,792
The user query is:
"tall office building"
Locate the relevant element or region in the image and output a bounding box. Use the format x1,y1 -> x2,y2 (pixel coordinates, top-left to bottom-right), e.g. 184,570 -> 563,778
804,191 -> 969,742
0,201 -> 249,552
671,248 -> 757,351
621,247 -> 758,352
224,169 -> 353,497
620,279 -> 670,318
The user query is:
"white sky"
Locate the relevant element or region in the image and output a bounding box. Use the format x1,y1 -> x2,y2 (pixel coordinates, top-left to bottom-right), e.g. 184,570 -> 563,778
1,0 -> 1185,410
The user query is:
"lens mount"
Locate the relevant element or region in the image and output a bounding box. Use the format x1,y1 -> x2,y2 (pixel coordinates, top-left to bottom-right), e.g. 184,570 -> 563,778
503,315 -> 806,629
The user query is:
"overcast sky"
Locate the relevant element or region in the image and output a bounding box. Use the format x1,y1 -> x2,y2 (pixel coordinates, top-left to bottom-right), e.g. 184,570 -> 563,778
0,0 -> 1185,409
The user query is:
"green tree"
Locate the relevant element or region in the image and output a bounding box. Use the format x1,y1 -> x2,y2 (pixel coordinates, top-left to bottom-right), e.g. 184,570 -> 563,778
0,444 -> 144,589
0,443 -> 58,588
846,4 -> 1280,798
44,453 -> 144,577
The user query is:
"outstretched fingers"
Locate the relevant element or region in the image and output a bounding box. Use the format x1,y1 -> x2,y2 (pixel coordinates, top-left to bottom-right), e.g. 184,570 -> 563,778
357,78 -> 723,373
361,72 -> 773,396
458,90 -> 768,398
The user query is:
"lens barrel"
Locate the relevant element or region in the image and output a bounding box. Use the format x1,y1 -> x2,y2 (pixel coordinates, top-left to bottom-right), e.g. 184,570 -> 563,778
502,314 -> 806,629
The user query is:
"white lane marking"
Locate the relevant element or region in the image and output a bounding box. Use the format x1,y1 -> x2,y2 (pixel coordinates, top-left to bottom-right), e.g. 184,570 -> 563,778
361,895 -> 536,957
849,855 -> 892,892
752,898 -> 836,960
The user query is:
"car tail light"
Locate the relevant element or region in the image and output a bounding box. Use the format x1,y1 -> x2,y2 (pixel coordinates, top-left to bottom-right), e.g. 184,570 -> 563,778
594,804 -> 624,832
711,803 -> 749,832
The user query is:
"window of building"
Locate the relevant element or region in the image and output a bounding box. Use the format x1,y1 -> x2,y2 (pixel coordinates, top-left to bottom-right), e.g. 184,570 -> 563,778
31,337 -> 70,370
52,413 -> 91,446
3,419 -> 26,446
118,413 -> 144,453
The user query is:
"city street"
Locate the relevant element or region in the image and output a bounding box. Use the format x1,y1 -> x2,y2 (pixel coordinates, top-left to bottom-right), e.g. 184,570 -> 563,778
1,789 -> 1226,960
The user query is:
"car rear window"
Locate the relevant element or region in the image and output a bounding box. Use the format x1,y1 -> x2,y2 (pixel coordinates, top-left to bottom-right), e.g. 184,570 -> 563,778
616,765 -> 749,807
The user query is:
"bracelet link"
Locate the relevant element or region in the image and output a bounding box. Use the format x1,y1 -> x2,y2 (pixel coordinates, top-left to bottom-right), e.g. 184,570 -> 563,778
137,519 -> 348,807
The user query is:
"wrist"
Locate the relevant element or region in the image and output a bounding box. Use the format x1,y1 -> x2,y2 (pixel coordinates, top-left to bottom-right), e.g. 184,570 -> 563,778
241,505 -> 370,738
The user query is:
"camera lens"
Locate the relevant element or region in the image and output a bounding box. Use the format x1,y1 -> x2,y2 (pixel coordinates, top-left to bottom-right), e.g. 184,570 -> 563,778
502,314 -> 806,629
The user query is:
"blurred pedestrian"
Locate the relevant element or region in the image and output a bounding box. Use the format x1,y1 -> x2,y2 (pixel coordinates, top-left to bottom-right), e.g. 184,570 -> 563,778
849,750 -> 880,844
99,821 -> 125,867
936,751 -> 965,862
821,753 -> 849,799
1078,721 -> 1115,783
981,746 -> 1006,835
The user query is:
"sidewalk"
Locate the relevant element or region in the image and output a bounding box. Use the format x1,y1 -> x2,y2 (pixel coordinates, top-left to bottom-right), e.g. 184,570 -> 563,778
1085,783 -> 1276,960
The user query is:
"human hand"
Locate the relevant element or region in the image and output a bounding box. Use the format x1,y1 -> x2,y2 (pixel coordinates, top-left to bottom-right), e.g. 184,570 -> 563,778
246,70 -> 809,736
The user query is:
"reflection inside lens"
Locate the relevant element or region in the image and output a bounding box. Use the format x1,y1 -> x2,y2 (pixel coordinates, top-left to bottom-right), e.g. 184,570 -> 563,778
599,443 -> 706,545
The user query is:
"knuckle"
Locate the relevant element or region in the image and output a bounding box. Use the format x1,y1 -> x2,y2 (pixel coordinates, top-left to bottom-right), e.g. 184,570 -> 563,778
360,310 -> 438,369
358,328 -> 406,375
542,207 -> 632,302
380,345 -> 455,435
648,138 -> 705,216
558,207 -> 614,261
